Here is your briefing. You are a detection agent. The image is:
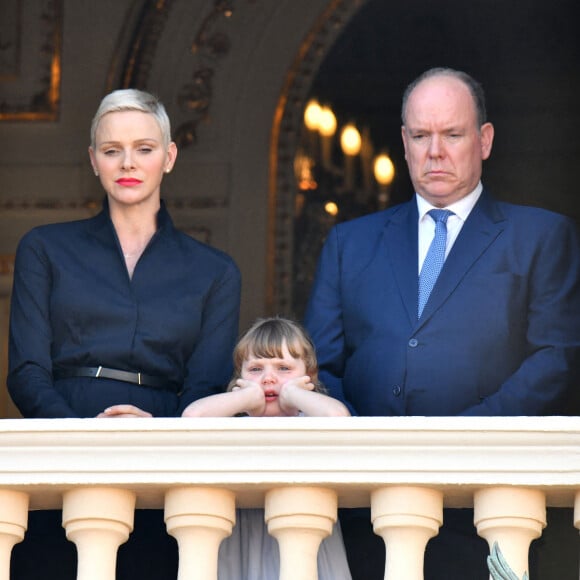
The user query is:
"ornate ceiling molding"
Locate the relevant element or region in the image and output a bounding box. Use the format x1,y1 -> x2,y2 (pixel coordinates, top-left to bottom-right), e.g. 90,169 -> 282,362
173,0 -> 257,148
0,0 -> 62,121
109,0 -> 256,148
117,0 -> 175,90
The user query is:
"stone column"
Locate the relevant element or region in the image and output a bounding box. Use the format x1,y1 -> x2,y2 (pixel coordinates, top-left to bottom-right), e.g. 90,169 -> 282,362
265,486 -> 337,580
165,487 -> 236,580
371,486 -> 443,580
474,487 -> 546,579
62,487 -> 136,580
0,489 -> 29,580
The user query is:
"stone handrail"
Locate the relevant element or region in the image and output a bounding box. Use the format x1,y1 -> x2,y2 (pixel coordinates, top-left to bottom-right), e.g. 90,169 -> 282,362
0,416 -> 579,579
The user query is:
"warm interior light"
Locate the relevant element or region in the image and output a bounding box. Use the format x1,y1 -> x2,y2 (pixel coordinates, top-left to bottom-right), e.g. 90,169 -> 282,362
324,201 -> 339,216
318,106 -> 337,137
294,151 -> 317,191
304,99 -> 322,131
373,153 -> 395,186
340,123 -> 362,156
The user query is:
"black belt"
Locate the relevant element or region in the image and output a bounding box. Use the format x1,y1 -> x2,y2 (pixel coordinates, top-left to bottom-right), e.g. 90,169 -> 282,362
54,366 -> 179,392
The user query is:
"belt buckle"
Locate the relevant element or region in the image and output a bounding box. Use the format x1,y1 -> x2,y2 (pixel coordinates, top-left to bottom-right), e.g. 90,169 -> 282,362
96,366 -> 103,378
137,372 -> 142,386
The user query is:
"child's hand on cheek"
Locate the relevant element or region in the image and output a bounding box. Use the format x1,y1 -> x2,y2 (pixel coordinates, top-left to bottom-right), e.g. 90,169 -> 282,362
233,378 -> 267,416
278,376 -> 314,415
286,376 -> 315,392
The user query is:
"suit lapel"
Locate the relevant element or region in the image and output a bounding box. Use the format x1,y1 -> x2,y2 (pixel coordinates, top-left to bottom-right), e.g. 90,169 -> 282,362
383,201 -> 419,324
417,191 -> 506,325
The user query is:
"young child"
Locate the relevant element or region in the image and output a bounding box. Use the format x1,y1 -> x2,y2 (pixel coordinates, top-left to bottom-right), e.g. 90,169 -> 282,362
182,317 -> 352,580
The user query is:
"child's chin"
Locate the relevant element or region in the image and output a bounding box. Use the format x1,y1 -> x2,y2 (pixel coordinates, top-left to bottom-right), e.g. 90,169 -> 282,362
264,404 -> 283,417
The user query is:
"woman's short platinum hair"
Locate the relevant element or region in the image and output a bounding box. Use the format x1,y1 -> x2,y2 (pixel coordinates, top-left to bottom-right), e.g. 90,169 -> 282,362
90,88 -> 172,149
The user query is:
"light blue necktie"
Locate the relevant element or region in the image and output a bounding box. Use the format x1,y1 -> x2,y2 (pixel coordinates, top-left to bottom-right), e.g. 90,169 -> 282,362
418,209 -> 454,318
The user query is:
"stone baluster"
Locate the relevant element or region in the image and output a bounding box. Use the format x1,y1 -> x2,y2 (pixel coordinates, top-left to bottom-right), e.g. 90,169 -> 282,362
265,486 -> 337,580
165,487 -> 236,580
371,486 -> 443,580
62,487 -> 136,580
0,490 -> 29,580
474,487 -> 546,579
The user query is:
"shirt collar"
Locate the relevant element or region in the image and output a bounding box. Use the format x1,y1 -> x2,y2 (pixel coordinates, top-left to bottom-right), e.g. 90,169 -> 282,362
99,196 -> 173,231
416,182 -> 483,222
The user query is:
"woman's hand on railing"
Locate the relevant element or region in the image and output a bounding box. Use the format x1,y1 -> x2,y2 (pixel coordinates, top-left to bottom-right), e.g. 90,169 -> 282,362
96,404 -> 153,418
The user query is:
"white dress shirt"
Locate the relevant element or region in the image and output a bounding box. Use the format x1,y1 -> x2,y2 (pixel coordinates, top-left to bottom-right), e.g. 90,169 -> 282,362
417,182 -> 483,274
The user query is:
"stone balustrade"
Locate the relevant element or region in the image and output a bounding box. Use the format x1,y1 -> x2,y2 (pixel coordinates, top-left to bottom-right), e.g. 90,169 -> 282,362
0,416 -> 579,579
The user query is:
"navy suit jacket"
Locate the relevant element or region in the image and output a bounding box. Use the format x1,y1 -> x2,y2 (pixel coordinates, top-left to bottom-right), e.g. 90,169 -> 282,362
304,190 -> 580,416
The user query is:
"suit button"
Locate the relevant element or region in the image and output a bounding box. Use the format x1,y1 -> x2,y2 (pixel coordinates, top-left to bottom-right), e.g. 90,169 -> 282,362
392,385 -> 401,396
408,338 -> 418,347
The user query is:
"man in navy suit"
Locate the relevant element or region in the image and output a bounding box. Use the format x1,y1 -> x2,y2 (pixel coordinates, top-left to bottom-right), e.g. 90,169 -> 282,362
304,68 -> 580,579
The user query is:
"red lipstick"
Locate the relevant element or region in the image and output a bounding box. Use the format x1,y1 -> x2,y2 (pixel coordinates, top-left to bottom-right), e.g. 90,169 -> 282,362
116,178 -> 142,186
